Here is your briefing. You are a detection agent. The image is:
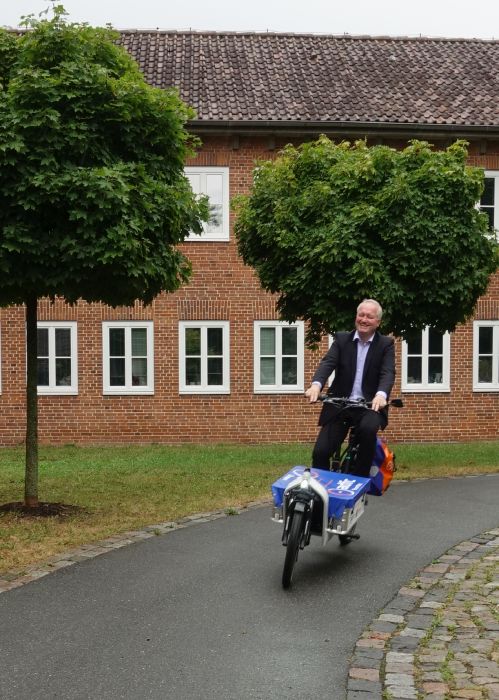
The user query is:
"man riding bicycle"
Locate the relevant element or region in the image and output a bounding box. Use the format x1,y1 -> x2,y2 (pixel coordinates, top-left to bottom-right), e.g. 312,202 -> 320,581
305,299 -> 396,477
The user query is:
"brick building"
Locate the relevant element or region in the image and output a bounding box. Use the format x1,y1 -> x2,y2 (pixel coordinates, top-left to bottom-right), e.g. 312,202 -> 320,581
0,32 -> 498,445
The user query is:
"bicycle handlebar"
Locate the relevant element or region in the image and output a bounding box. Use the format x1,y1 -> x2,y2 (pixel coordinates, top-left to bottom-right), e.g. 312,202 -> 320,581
318,395 -> 404,409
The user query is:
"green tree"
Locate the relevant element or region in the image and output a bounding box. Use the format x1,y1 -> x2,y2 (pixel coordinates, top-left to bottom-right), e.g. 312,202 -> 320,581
235,137 -> 498,346
0,8 -> 207,507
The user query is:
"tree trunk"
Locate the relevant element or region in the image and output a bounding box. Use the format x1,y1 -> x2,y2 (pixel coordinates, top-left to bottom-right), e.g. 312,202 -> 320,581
25,294 -> 39,507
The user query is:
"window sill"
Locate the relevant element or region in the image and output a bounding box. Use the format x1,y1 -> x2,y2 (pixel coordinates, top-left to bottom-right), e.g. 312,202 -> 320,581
254,387 -> 305,394
38,389 -> 79,396
179,388 -> 230,394
184,235 -> 230,242
401,386 -> 450,393
103,389 -> 155,396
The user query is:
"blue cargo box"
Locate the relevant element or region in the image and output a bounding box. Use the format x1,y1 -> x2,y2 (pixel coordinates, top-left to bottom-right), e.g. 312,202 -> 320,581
272,467 -> 371,520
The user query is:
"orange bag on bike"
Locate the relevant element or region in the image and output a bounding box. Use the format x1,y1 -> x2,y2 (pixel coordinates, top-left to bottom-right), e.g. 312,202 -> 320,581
369,437 -> 396,496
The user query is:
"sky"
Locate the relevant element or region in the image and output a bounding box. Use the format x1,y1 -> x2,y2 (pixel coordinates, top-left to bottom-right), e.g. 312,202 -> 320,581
1,0 -> 498,39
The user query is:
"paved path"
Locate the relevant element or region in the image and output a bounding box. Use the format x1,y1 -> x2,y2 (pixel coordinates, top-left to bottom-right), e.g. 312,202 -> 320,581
0,474 -> 498,699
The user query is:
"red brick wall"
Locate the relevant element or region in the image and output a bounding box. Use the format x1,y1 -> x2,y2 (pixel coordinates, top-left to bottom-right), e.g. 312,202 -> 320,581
0,134 -> 498,445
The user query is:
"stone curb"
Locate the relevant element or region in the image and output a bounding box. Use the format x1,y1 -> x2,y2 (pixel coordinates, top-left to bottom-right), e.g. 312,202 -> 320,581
347,527 -> 499,700
0,499 -> 269,593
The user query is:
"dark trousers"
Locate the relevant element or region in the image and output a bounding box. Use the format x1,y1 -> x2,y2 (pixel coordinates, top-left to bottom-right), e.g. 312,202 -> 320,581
311,408 -> 384,477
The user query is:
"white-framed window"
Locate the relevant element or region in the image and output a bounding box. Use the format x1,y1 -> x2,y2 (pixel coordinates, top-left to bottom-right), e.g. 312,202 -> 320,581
254,321 -> 304,393
185,167 -> 229,241
402,327 -> 450,392
179,321 -> 230,394
473,321 -> 499,391
480,171 -> 499,238
37,322 -> 78,395
102,321 -> 154,395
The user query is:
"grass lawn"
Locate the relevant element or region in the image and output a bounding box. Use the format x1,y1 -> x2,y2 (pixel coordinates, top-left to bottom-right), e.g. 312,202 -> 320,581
1,441 -> 498,575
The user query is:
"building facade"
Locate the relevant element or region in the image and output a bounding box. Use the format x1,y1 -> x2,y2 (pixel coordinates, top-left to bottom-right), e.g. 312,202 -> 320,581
0,32 -> 498,445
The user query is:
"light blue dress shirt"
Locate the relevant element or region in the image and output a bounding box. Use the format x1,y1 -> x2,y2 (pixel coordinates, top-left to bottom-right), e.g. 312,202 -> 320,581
349,331 -> 373,400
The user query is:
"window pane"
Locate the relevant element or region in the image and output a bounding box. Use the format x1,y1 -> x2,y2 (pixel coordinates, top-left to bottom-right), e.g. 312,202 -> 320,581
207,357 -> 223,385
37,358 -> 49,386
480,207 -> 495,231
109,328 -> 125,356
185,328 -> 201,356
478,326 -> 493,355
186,358 -> 201,385
55,358 -> 71,386
55,328 -> 71,357
260,328 -> 275,355
131,328 -> 147,356
37,328 -> 49,357
186,172 -> 201,195
205,174 -> 223,232
428,357 -> 443,384
207,328 -> 223,356
478,357 -> 493,383
260,357 -> 275,385
110,358 -> 125,386
481,178 -> 494,206
282,357 -> 297,385
407,357 -> 422,383
428,329 -> 443,355
406,335 -> 422,355
282,327 -> 297,355
131,358 -> 147,386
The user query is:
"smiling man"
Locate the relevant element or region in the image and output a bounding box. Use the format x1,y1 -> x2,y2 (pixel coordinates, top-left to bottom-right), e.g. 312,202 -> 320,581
305,299 -> 396,476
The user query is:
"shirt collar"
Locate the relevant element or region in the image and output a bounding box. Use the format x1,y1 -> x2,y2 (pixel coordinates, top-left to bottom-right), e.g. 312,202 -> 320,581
354,331 -> 375,344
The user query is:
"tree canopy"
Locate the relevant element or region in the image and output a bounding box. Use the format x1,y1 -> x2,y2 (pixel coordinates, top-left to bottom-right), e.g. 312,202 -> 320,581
0,7 -> 207,307
234,137 -> 498,345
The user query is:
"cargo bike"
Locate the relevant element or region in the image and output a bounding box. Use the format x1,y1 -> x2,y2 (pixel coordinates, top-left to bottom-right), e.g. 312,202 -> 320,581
272,396 -> 403,588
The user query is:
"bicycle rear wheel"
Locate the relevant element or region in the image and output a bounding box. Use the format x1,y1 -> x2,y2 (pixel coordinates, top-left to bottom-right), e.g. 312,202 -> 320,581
282,510 -> 304,589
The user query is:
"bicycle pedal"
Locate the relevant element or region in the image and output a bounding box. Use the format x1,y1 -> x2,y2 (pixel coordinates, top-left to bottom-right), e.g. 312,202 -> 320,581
350,534 -> 361,540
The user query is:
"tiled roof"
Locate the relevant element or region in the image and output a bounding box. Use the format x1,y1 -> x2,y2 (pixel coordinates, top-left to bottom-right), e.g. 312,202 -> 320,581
118,31 -> 499,129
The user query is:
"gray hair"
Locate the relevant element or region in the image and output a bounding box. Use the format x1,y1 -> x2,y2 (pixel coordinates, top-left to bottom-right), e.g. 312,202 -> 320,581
357,299 -> 383,320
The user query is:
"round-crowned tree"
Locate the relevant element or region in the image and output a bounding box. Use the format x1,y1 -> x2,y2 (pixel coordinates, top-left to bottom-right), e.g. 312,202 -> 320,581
234,136 -> 498,346
0,9 -> 208,506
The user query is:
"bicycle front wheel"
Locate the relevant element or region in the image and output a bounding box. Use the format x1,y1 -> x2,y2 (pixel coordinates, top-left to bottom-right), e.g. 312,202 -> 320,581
282,510 -> 305,589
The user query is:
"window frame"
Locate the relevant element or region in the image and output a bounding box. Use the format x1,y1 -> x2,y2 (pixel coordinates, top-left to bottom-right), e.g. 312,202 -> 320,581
102,321 -> 154,395
36,321 -> 78,395
401,327 -> 450,392
253,321 -> 304,394
184,166 -> 230,242
481,170 -> 499,237
179,321 -> 230,394
473,320 -> 499,391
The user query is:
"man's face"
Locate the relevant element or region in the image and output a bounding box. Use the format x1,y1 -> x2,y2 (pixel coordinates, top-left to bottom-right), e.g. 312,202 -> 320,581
355,303 -> 381,340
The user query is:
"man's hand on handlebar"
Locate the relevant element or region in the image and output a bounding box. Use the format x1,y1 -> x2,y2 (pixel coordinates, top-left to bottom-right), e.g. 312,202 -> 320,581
371,393 -> 387,412
305,384 -> 321,403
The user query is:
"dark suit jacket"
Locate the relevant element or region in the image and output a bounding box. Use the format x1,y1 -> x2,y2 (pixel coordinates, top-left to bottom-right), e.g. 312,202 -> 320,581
312,331 -> 395,427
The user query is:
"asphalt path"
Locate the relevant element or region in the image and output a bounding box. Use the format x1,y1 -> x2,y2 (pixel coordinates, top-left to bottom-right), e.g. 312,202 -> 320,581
1,474 -> 498,700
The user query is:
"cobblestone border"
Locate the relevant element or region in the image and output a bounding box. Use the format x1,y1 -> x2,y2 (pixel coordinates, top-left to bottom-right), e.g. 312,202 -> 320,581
347,528 -> 499,700
0,499 -> 268,593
